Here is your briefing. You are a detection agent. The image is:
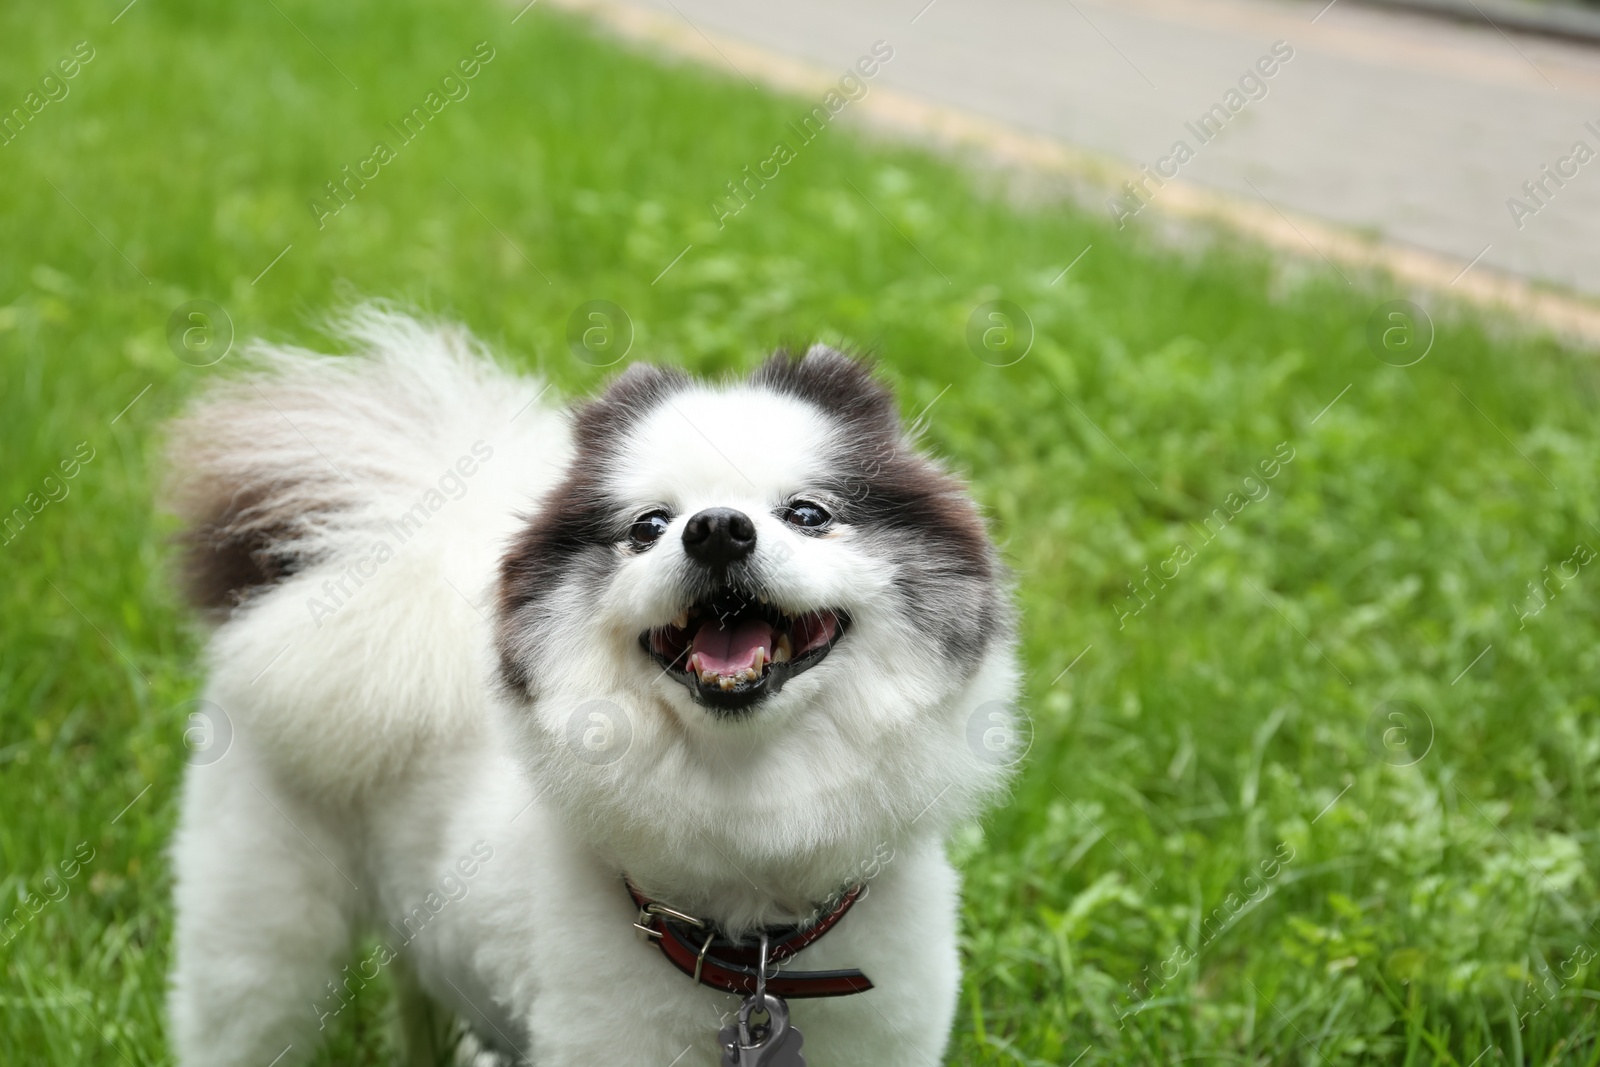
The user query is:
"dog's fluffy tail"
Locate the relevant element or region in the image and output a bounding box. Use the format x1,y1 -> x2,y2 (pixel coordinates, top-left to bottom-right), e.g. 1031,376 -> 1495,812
164,306 -> 567,796
167,306 -> 531,613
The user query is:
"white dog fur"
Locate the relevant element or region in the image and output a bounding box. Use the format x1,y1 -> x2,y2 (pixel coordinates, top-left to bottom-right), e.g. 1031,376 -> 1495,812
163,307 -> 1019,1065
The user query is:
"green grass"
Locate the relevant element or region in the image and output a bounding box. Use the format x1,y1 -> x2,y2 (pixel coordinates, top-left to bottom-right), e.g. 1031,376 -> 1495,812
5,0 -> 1600,1063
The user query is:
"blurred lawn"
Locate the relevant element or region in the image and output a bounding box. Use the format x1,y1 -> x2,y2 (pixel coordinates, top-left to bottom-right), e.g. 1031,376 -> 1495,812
5,0 -> 1600,1064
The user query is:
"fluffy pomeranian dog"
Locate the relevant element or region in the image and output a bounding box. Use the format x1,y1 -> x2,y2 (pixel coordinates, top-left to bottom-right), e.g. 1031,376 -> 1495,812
163,307 -> 1019,1066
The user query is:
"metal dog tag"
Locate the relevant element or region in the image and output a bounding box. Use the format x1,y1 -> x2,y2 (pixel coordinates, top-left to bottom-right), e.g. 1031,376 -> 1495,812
715,933 -> 805,1067
717,992 -> 805,1067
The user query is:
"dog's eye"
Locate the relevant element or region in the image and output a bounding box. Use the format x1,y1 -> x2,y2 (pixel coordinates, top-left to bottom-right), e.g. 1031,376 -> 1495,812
782,501 -> 831,530
628,510 -> 671,549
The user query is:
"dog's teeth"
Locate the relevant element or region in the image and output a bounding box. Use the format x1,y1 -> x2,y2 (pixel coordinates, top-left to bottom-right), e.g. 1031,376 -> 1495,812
774,634 -> 792,662
719,675 -> 735,690
672,610 -> 688,629
751,648 -> 766,673
757,593 -> 768,604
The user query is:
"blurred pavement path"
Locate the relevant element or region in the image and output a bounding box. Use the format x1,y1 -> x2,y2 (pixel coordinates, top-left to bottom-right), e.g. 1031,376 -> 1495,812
549,0 -> 1600,338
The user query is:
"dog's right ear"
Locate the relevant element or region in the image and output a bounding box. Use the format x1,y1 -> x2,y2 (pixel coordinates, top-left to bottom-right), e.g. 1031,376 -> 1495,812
571,362 -> 690,453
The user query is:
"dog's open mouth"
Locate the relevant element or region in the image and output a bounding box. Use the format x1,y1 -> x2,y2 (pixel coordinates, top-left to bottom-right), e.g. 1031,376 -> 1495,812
641,591 -> 848,711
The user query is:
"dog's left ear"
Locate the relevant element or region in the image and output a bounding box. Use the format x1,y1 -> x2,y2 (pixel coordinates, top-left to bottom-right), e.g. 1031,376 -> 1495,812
753,344 -> 899,436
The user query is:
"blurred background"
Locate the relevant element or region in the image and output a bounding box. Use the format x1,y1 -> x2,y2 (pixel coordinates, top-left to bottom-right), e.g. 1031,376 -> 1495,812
5,0 -> 1600,1063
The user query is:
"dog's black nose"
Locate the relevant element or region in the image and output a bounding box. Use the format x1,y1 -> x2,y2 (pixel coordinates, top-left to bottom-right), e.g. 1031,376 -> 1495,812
681,507 -> 756,566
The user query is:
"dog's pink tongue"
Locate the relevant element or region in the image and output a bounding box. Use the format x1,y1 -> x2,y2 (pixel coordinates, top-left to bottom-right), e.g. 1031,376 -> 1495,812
690,617 -> 773,674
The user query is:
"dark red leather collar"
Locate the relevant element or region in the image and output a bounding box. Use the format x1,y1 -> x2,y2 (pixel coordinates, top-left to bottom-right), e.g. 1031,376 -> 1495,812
626,879 -> 874,999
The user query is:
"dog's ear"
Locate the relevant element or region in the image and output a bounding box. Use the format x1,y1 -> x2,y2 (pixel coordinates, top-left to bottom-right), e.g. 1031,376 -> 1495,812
572,362 -> 690,452
753,344 -> 898,436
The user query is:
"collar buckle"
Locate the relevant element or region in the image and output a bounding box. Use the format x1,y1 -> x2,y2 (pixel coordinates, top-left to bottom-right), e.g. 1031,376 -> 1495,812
634,899 -> 706,941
